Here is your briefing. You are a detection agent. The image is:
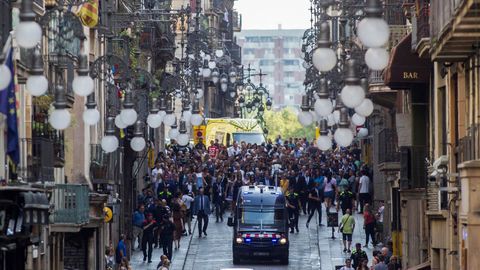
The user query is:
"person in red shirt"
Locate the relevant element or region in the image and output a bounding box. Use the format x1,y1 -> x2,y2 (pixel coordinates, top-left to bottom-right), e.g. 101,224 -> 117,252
363,203 -> 376,248
208,140 -> 219,159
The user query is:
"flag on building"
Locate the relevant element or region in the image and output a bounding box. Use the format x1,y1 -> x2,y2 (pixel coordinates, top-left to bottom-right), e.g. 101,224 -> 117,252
0,40 -> 19,169
70,0 -> 99,28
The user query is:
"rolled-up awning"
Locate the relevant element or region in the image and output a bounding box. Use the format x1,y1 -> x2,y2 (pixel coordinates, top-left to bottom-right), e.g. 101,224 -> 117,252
384,33 -> 431,90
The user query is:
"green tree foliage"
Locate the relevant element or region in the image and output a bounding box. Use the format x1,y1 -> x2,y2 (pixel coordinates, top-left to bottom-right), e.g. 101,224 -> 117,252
263,107 -> 315,141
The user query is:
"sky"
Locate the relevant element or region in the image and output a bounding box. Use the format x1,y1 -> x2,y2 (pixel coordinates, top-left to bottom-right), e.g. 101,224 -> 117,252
235,0 -> 311,30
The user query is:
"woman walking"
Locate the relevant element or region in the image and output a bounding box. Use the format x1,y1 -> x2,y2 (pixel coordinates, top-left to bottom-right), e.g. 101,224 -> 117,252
323,172 -> 337,213
363,204 -> 376,248
171,192 -> 185,250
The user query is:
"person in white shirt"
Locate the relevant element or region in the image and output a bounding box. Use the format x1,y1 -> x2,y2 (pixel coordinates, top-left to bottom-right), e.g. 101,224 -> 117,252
182,192 -> 194,235
227,142 -> 241,157
358,171 -> 370,213
151,163 -> 163,196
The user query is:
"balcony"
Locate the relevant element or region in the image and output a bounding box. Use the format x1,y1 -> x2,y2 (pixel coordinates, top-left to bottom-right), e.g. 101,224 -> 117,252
50,184 -> 90,225
400,146 -> 429,190
456,124 -> 480,164
378,129 -> 401,164
411,1 -> 430,57
430,0 -> 480,61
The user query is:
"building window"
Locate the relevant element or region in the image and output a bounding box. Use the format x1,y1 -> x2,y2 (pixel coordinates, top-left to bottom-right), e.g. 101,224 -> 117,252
244,48 -> 255,55
282,59 -> 299,66
259,59 -> 275,66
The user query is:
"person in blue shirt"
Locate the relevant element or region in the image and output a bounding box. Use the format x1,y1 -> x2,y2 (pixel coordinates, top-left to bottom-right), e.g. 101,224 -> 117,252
132,204 -> 145,250
115,234 -> 127,264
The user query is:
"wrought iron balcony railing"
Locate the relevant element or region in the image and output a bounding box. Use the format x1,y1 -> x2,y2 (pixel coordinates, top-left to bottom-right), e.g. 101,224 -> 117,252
50,184 -> 90,224
411,0 -> 430,50
378,129 -> 400,164
457,124 -> 480,164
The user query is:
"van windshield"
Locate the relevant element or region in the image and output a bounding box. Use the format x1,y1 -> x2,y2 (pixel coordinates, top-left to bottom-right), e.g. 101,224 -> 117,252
233,133 -> 265,145
238,208 -> 285,231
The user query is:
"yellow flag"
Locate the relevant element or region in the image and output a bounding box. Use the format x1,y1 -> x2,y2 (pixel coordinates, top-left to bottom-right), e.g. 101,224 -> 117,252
72,0 -> 99,28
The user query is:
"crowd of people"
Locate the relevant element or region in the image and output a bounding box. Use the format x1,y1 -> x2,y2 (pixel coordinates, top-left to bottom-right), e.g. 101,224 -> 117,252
110,135 -> 396,270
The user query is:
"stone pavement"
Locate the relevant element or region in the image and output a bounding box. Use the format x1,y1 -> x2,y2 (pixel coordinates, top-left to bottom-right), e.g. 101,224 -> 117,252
130,206 -> 372,270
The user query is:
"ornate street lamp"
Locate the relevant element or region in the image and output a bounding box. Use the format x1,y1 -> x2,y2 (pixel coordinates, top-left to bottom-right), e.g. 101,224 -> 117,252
298,95 -> 314,127
16,0 -> 42,48
147,97 -> 163,128
316,119 -> 332,151
120,90 -> 138,126
177,119 -> 190,146
101,116 -> 119,153
340,59 -> 365,109
25,47 -> 48,96
334,108 -> 354,147
131,121 -> 146,152
83,93 -> 100,126
72,54 -> 94,97
314,78 -> 333,117
190,98 -> 203,126
48,85 -> 71,130
311,22 -> 337,72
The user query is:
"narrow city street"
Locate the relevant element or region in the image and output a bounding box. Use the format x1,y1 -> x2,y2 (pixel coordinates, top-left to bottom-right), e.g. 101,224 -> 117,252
131,209 -> 368,270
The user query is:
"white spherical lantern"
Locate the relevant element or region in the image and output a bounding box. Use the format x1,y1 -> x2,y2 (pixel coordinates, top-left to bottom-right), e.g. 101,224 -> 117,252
314,98 -> 333,117
83,108 -> 100,126
357,127 -> 369,138
312,48 -> 337,72
365,47 -> 389,70
298,111 -> 313,126
49,109 -> 71,130
195,89 -> 204,99
115,115 -> 128,129
158,110 -> 166,119
334,127 -> 354,147
163,113 -> 176,127
72,75 -> 94,97
341,85 -> 365,108
130,137 -> 146,152
147,113 -> 163,128
221,83 -> 228,92
316,135 -> 332,151
208,61 -> 216,69
101,135 -> 119,153
190,114 -> 203,126
177,133 -> 190,146
120,108 -> 137,126
351,113 -> 366,126
0,64 -> 12,90
215,49 -> 224,57
169,127 -> 179,139
358,17 -> 390,48
15,21 -> 42,49
202,68 -> 212,78
355,98 -> 374,117
26,75 -> 48,96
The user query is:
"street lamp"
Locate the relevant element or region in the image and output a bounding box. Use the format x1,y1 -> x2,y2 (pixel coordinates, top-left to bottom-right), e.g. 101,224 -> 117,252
355,98 -> 374,117
25,47 -> 48,96
334,108 -> 354,147
177,119 -> 190,146
147,97 -> 163,128
314,78 -> 333,117
101,117 -> 119,153
49,85 -> 71,130
130,121 -> 146,152
357,0 -> 390,48
163,97 -> 176,127
298,95 -> 313,127
311,22 -> 337,72
316,119 -> 332,151
168,118 -> 179,139
190,98 -> 203,126
120,90 -> 138,126
83,93 -> 100,126
16,0 -> 42,48
340,59 -> 365,109
72,54 -> 94,97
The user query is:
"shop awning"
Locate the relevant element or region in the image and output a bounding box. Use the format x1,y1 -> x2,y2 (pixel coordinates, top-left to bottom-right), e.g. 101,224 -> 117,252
384,33 -> 431,90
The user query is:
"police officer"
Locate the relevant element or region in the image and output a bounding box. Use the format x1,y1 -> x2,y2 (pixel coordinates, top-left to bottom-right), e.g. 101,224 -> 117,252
337,186 -> 355,215
286,186 -> 300,233
350,242 -> 368,269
